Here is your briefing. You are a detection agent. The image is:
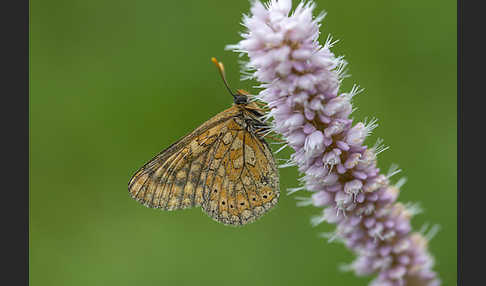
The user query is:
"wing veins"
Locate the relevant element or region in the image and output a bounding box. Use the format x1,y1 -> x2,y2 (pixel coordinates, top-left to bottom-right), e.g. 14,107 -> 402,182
199,132 -> 224,203
176,154 -> 194,209
162,151 -> 190,209
206,131 -> 235,206
216,151 -> 228,219
220,130 -> 241,222
190,149 -> 210,208
150,154 -> 177,208
128,115 -> 237,189
238,131 -> 247,178
239,176 -> 257,219
131,172 -> 151,200
150,150 -> 187,207
248,131 -> 275,171
215,132 -> 239,219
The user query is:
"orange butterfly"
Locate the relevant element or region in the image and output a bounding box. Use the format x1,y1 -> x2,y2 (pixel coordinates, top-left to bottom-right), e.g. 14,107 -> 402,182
128,58 -> 280,225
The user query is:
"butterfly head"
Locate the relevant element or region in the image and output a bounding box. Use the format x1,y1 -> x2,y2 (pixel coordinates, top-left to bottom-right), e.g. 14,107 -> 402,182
233,89 -> 250,105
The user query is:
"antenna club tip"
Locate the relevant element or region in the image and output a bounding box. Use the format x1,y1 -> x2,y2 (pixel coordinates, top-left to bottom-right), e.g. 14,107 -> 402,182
211,57 -> 225,74
237,89 -> 250,95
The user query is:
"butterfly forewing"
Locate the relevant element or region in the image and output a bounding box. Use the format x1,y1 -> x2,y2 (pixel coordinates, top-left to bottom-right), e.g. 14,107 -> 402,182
128,106 -> 239,208
128,104 -> 280,225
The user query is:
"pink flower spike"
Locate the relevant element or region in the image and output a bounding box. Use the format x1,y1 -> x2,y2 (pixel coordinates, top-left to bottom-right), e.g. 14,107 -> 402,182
228,1 -> 439,285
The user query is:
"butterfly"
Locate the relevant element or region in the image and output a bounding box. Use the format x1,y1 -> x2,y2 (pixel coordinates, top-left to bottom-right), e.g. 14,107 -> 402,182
128,58 -> 280,226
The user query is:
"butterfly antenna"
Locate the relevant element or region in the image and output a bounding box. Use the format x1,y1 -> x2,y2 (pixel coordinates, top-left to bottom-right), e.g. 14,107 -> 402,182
211,57 -> 236,99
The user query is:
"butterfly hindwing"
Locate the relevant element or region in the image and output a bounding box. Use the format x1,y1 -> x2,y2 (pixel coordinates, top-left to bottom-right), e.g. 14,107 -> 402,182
201,115 -> 280,225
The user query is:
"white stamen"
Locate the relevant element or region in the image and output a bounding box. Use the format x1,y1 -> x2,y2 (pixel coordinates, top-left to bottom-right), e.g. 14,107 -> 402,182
295,196 -> 313,206
395,177 -> 408,189
386,163 -> 402,179
319,231 -> 340,243
311,215 -> 326,227
404,202 -> 423,216
274,144 -> 288,154
425,224 -> 441,241
287,186 -> 305,195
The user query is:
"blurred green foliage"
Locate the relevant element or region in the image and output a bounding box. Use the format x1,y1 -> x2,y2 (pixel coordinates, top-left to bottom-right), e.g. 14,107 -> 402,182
30,0 -> 456,285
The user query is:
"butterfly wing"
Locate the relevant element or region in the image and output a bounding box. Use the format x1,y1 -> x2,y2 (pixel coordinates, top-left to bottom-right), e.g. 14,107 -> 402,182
201,114 -> 280,226
128,106 -> 241,210
128,105 -> 280,225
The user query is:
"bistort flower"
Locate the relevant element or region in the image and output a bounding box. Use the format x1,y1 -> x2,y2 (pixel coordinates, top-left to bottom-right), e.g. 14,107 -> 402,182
228,1 -> 440,285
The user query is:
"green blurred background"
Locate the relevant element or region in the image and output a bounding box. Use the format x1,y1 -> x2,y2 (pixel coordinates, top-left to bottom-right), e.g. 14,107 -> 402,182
30,0 -> 456,285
